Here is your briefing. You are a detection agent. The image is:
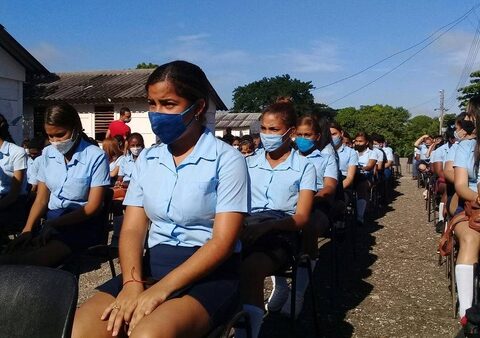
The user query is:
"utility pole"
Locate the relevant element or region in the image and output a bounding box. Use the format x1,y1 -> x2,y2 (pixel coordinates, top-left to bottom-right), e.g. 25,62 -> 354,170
438,89 -> 445,135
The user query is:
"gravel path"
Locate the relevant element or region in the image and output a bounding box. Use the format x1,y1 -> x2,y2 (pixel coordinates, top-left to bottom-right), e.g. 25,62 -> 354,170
77,159 -> 459,337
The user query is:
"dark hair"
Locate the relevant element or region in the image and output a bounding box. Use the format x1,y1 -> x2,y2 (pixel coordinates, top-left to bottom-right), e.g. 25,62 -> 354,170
146,60 -> 210,114
342,131 -> 352,141
28,136 -> 46,151
45,103 -> 93,144
371,133 -> 385,144
329,121 -> 343,133
466,97 -> 480,175
445,125 -> 455,141
297,114 -> 320,134
262,98 -> 297,128
240,135 -> 254,143
355,132 -> 369,142
114,135 -> 125,149
0,114 -> 14,143
119,107 -> 131,116
127,132 -> 145,147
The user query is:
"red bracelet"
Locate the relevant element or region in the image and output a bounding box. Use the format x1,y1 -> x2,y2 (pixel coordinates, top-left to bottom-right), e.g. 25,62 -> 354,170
123,267 -> 147,287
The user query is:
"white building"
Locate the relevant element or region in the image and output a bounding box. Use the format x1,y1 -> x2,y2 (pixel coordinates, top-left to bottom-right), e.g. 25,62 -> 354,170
0,25 -> 50,143
26,69 -> 228,146
215,112 -> 262,138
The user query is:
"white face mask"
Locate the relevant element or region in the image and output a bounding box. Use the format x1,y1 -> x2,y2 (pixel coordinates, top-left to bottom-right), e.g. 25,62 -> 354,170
51,133 -> 77,155
129,146 -> 143,156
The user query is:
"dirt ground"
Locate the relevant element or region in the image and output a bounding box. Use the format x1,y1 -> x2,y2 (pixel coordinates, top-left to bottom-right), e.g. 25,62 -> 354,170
77,159 -> 459,337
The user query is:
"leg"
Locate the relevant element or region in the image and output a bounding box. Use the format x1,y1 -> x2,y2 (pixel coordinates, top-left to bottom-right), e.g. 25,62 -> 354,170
129,295 -> 210,338
0,239 -> 71,267
73,291 -> 123,338
454,221 -> 480,317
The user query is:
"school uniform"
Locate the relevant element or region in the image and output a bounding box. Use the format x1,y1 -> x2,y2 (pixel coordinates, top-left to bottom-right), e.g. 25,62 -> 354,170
0,140 -> 28,229
306,149 -> 338,191
37,138 -> 110,250
98,128 -> 249,327
337,144 -> 359,177
109,155 -> 124,185
27,155 -> 43,186
118,153 -> 136,182
356,148 -> 377,184
453,139 -> 477,215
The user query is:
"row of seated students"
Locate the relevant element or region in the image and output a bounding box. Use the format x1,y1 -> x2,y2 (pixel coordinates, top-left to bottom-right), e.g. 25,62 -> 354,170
0,60 -> 396,338
420,99 -> 480,332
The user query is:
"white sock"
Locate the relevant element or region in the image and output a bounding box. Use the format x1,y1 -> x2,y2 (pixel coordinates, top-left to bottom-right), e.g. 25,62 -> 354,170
356,199 -> 367,221
438,202 -> 444,222
235,304 -> 264,338
456,264 -> 474,318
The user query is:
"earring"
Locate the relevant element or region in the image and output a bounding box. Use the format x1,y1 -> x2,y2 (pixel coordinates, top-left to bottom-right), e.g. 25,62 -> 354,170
194,115 -> 200,121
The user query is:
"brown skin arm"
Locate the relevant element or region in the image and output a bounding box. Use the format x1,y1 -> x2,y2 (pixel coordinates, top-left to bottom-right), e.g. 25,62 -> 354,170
343,165 -> 356,189
454,167 -> 477,202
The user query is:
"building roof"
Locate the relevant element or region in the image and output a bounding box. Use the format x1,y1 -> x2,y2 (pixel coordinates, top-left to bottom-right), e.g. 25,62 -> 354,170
26,69 -> 228,110
215,112 -> 262,128
0,25 -> 50,76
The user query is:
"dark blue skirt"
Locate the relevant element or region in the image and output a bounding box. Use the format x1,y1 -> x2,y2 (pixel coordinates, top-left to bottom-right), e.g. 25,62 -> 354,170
97,244 -> 240,328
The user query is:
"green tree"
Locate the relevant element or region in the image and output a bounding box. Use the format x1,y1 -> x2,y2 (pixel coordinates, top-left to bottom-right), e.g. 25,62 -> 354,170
136,62 -> 159,69
232,74 -> 335,118
458,70 -> 480,108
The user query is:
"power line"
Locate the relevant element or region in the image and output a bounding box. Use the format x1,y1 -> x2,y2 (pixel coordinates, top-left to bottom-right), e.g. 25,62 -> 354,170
407,96 -> 438,110
326,8 -> 477,106
315,4 -> 480,90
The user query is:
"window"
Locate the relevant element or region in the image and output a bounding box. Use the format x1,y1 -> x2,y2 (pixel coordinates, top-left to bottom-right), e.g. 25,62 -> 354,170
94,105 -> 114,141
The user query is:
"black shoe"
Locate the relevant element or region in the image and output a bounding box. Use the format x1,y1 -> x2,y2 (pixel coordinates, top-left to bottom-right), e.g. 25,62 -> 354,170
356,219 -> 364,227
435,220 -> 444,234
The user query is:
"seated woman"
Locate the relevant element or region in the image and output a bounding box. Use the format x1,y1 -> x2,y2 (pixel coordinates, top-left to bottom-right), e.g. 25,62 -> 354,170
26,135 -> 46,194
73,61 -> 249,338
103,137 -> 125,186
116,132 -> 145,187
354,132 -> 377,226
237,100 -> 316,338
330,122 -> 358,190
451,98 -> 480,321
1,103 -> 110,266
266,114 -> 338,318
0,114 -> 28,241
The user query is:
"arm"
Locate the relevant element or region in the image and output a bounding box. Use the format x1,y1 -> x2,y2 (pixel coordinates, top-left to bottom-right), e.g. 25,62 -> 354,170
414,135 -> 428,148
426,143 -> 436,158
46,186 -> 105,228
315,177 -> 337,200
444,161 -> 455,184
22,182 -> 50,232
362,159 -> 377,172
105,129 -> 111,139
110,165 -> 120,178
0,169 -> 25,209
454,167 -> 477,202
343,165 -> 356,189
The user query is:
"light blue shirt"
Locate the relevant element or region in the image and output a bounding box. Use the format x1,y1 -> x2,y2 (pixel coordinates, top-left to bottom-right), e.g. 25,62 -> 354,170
124,129 -> 249,251
27,155 -> 43,185
118,153 -> 136,182
321,143 -> 335,156
337,144 -> 359,176
247,148 -> 316,216
37,139 -> 110,210
453,139 -> 477,192
383,147 -> 394,162
0,141 -> 27,195
418,144 -> 429,160
357,148 -> 377,172
306,149 -> 338,190
372,147 -> 385,163
431,143 -> 449,165
446,142 -> 459,163
109,155 -> 124,172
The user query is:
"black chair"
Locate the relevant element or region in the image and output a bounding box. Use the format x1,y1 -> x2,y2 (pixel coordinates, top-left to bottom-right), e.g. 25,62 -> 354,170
205,310 -> 252,338
0,265 -> 78,338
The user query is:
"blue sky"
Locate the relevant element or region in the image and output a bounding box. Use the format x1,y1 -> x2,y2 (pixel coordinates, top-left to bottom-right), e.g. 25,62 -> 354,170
1,1 -> 479,117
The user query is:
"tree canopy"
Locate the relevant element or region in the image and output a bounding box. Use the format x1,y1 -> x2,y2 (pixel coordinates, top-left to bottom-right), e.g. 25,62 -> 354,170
136,62 -> 159,69
458,70 -> 480,108
232,74 -> 336,119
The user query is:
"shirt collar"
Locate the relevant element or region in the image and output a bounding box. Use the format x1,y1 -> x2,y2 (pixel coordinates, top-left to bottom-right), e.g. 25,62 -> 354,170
250,148 -> 301,172
48,138 -> 89,165
0,141 -> 10,156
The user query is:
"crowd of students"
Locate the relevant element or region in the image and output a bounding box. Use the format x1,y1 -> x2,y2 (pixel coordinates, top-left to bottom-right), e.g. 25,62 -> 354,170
413,100 -> 480,332
0,60 -> 398,338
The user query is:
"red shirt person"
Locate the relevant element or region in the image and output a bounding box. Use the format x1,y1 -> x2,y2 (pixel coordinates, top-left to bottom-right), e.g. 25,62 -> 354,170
105,107 -> 132,139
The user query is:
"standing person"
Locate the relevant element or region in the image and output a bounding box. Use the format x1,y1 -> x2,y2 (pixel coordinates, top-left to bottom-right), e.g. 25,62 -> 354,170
450,98 -> 480,321
73,60 -> 249,338
354,132 -> 377,226
222,127 -> 234,145
0,113 -> 28,240
1,103 -> 110,266
237,99 -> 316,338
105,107 -> 132,140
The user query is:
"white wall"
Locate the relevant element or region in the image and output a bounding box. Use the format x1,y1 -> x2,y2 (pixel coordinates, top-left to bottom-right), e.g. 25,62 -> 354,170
0,47 -> 26,143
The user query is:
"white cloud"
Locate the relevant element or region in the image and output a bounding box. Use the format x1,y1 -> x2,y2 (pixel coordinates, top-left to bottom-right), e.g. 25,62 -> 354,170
176,33 -> 210,43
434,30 -> 480,72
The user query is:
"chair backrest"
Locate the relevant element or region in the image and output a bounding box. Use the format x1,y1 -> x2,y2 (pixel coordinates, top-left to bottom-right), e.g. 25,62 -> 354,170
0,265 -> 78,338
98,188 -> 114,245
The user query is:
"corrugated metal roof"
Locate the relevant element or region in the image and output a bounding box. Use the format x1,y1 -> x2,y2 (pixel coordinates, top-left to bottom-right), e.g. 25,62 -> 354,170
215,112 -> 261,128
25,69 -> 228,110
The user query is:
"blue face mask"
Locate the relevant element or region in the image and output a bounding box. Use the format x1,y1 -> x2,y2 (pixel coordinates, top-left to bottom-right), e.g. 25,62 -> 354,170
148,103 -> 196,144
260,128 -> 291,153
295,137 -> 315,153
332,135 -> 342,147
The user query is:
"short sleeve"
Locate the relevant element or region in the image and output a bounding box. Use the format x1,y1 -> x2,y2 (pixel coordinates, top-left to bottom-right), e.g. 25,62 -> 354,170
36,155 -> 47,183
90,152 -> 110,187
454,144 -> 470,169
348,150 -> 359,167
123,154 -> 144,207
323,154 -> 338,180
216,151 -> 250,214
299,161 -> 317,191
27,156 -> 42,185
12,150 -> 27,171
368,151 -> 377,161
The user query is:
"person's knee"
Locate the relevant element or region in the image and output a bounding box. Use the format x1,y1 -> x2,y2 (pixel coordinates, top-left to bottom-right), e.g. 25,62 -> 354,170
130,324 -> 172,338
459,234 -> 480,250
